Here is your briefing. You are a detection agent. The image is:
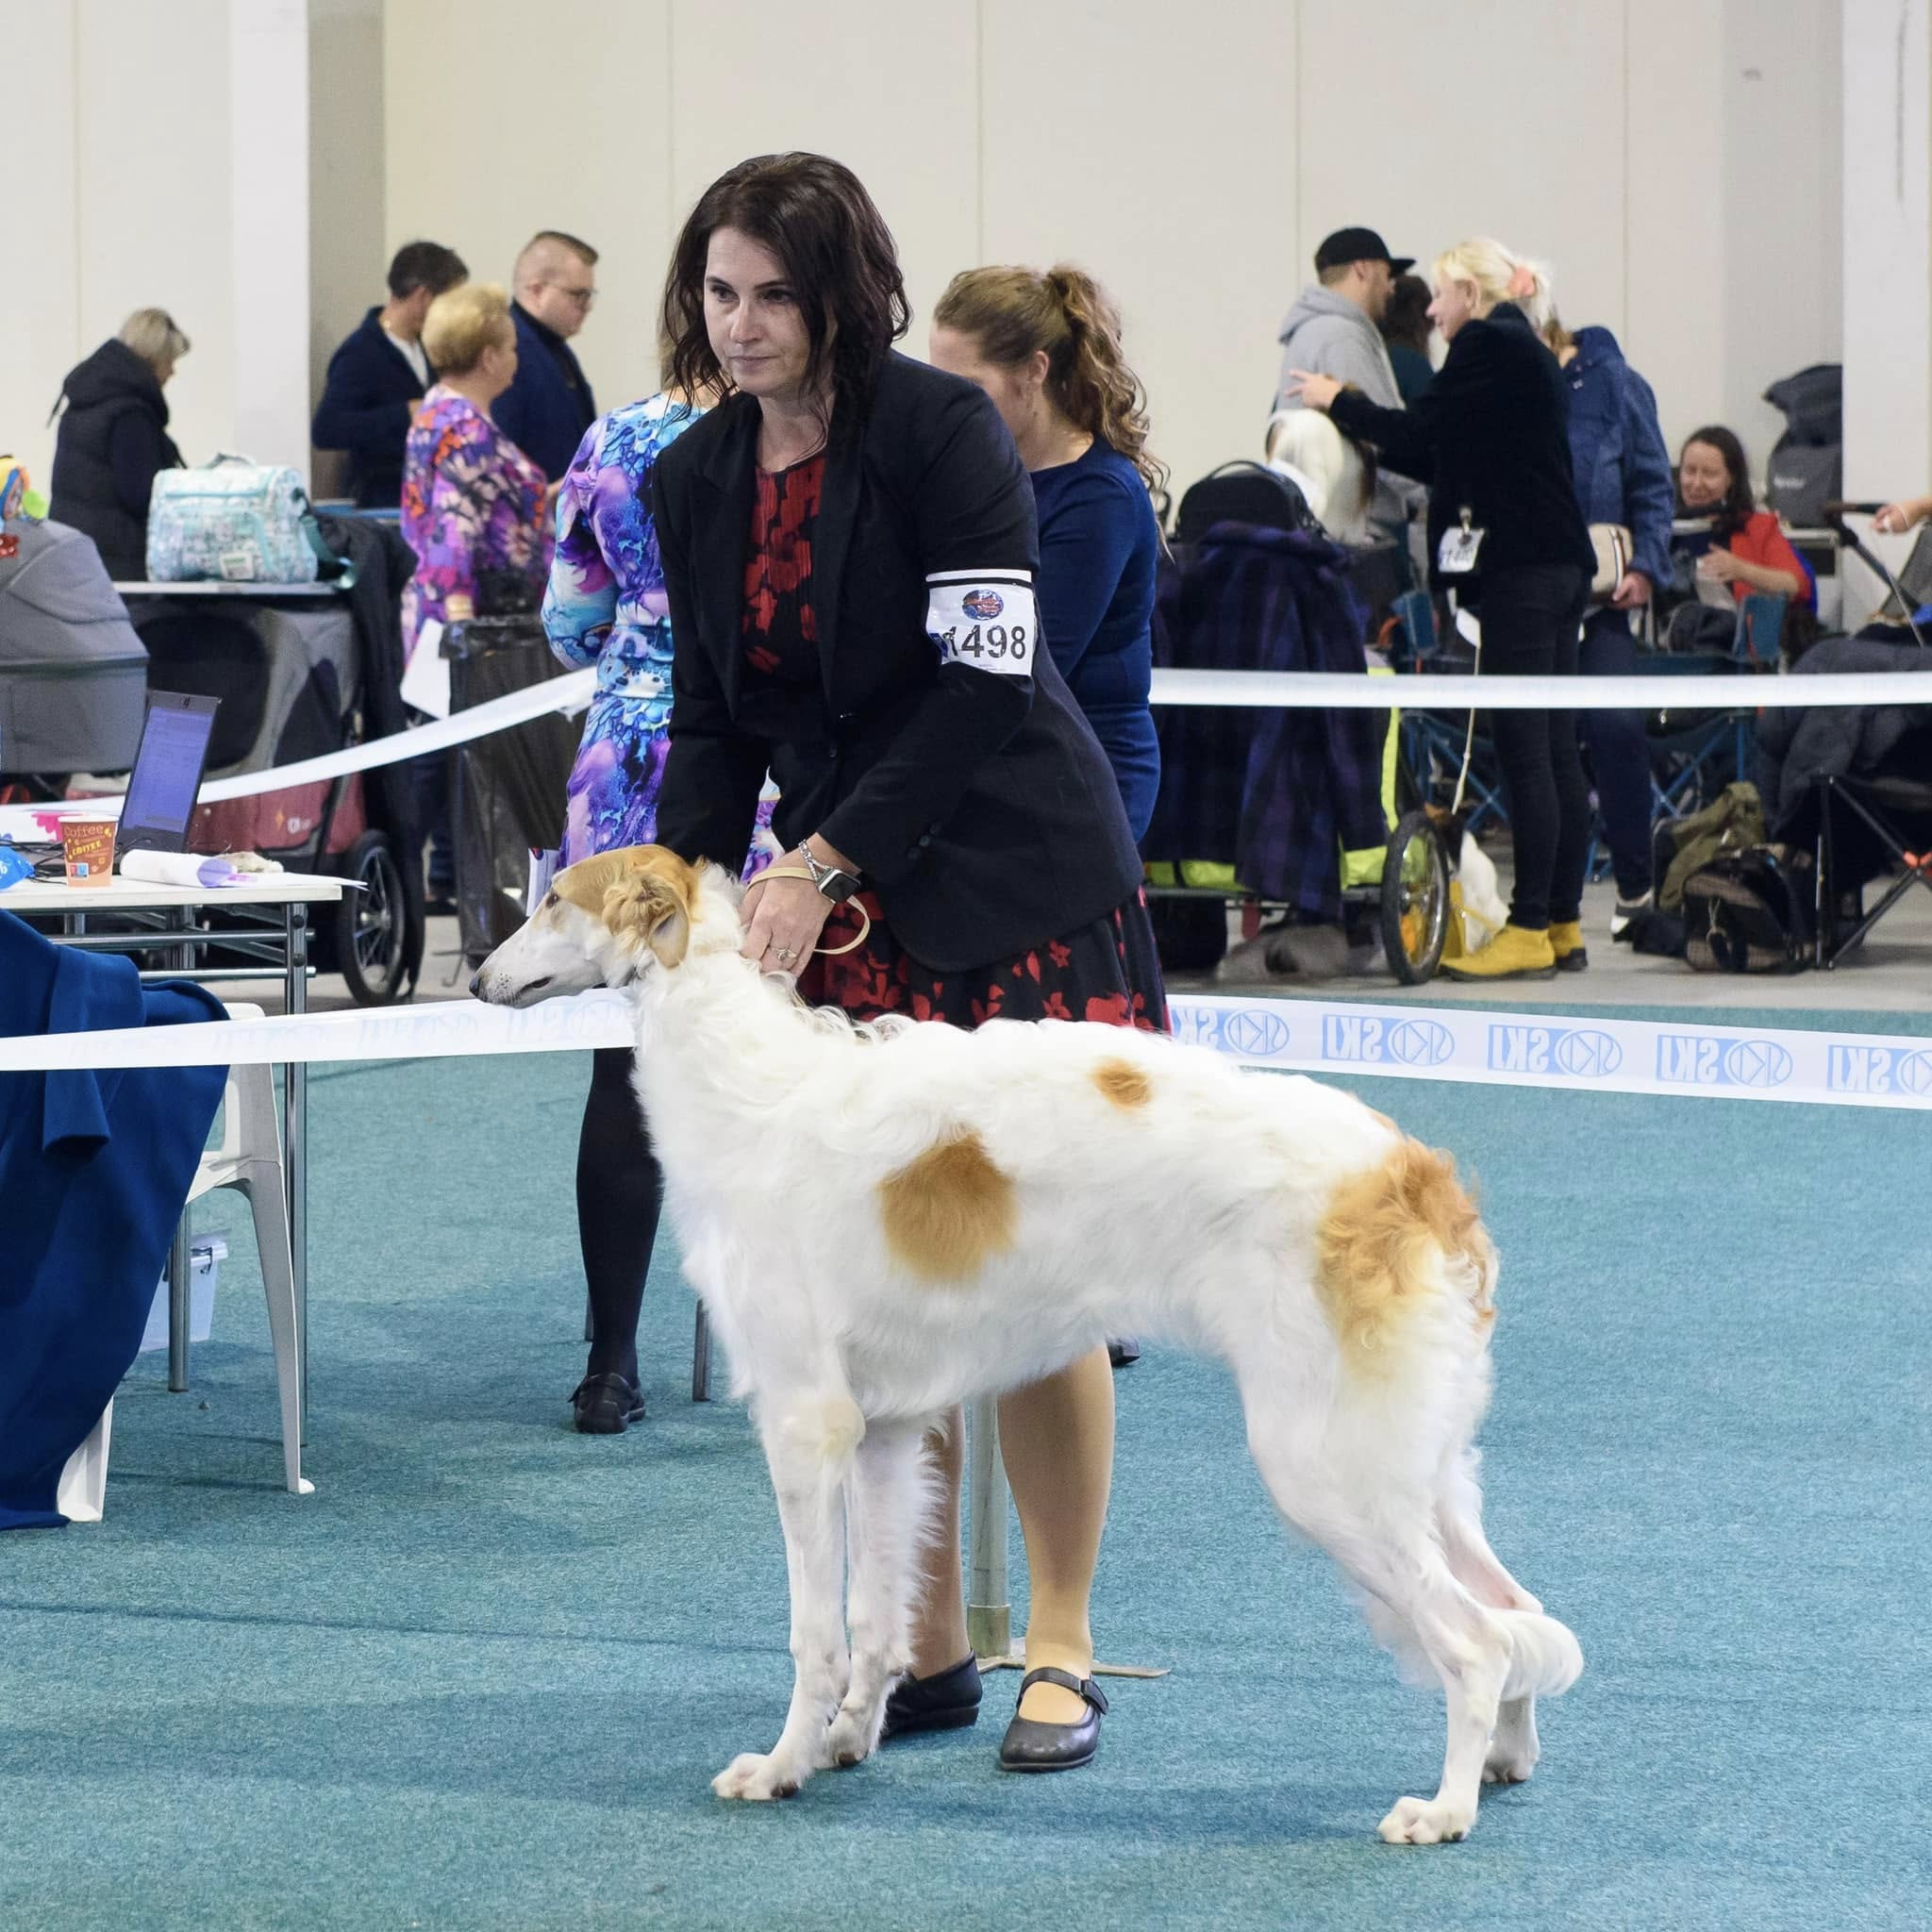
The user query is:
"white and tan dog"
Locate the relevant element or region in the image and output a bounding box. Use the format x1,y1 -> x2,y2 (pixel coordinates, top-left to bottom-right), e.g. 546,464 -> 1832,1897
474,846 -> 1581,1843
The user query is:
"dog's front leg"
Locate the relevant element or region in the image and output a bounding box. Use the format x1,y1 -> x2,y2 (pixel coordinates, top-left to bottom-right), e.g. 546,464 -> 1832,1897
713,1395 -> 864,1803
826,1416 -> 930,1769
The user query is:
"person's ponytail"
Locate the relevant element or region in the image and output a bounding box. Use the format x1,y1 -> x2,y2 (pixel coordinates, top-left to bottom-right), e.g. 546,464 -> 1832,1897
935,262 -> 1167,507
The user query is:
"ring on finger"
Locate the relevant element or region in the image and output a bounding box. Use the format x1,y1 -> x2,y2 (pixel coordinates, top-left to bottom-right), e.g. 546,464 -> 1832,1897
774,944 -> 799,964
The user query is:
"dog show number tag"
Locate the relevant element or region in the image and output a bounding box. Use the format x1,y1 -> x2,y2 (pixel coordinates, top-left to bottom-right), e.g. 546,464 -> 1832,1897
1437,522 -> 1485,575
926,572 -> 1038,675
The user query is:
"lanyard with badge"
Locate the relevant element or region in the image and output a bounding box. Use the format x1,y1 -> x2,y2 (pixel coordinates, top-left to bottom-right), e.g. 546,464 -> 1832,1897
1438,506 -> 1485,576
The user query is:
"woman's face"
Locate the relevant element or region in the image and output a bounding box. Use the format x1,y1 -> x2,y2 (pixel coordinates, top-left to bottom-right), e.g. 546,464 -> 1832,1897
927,325 -> 1047,453
474,327 -> 519,403
1678,440 -> 1733,509
704,226 -> 814,403
1426,275 -> 1478,342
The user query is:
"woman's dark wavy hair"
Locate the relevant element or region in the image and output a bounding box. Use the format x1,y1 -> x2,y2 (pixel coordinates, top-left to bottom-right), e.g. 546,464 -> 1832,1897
662,152 -> 908,416
1678,424 -> 1756,538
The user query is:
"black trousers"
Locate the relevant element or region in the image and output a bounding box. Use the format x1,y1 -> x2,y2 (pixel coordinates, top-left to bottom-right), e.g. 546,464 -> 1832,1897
1476,564 -> 1591,931
576,1045 -> 663,1384
1577,608 -> 1655,902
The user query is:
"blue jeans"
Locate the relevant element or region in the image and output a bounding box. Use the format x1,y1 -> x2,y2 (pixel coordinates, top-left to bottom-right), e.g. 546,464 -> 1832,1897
1577,610 -> 1654,901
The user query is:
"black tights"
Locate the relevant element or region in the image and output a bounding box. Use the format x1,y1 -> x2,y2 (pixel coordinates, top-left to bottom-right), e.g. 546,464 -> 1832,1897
1478,564 -> 1592,931
576,1046 -> 662,1385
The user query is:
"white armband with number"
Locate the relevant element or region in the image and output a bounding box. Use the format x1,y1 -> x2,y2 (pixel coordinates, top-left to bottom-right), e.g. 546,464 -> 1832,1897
925,571 -> 1039,676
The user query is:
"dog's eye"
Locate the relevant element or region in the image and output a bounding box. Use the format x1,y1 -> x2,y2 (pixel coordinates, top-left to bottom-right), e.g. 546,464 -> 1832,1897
541,890 -> 559,913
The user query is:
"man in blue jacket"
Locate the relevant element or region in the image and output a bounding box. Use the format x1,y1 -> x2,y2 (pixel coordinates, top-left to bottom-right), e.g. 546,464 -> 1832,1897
495,230 -> 600,481
1545,312 -> 1675,935
312,241 -> 468,507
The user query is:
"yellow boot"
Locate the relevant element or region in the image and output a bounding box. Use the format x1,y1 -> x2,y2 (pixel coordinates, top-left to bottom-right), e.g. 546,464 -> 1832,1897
1440,922 -> 1558,981
1548,920 -> 1588,974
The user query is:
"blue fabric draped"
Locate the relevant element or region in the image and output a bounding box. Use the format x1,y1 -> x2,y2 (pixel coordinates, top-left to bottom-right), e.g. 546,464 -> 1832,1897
0,909 -> 227,1530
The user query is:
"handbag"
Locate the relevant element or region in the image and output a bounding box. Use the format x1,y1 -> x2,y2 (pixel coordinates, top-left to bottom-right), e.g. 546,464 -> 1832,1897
145,456 -> 349,586
1588,522 -> 1632,601
1682,844 -> 1813,974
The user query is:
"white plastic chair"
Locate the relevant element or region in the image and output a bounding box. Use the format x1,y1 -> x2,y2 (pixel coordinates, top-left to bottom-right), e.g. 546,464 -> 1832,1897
57,1001 -> 311,1519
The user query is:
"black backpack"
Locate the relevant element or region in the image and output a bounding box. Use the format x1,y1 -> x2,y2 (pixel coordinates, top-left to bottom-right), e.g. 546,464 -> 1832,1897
1682,845 -> 1814,973
1174,462 -> 1324,546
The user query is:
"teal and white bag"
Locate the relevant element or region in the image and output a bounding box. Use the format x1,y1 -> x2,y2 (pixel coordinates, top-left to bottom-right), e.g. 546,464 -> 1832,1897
145,456 -> 341,584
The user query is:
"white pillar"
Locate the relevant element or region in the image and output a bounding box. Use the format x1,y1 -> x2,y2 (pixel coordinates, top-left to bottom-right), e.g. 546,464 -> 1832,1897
229,0 -> 312,478
1843,0 -> 1932,502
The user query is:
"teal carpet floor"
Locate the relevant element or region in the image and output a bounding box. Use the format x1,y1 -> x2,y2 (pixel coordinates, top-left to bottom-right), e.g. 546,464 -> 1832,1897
3,1029 -> 1929,1930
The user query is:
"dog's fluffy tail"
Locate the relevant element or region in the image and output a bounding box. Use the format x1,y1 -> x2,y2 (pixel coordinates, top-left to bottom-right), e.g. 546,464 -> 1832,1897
1313,1139 -> 1496,1373
1497,1609 -> 1585,1701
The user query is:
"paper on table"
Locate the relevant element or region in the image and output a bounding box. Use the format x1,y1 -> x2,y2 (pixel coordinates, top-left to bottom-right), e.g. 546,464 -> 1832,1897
399,617 -> 450,719
118,850 -> 244,890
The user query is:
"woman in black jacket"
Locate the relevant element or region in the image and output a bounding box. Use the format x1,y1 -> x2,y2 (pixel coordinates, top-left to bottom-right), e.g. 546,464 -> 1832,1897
1292,239 -> 1596,979
645,152 -> 1161,1774
49,309 -> 190,581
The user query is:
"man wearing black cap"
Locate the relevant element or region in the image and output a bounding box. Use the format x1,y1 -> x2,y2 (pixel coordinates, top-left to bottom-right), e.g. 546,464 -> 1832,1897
1274,226 -> 1423,534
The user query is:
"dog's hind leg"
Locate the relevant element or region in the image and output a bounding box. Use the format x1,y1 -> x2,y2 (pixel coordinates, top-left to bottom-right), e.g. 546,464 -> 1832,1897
826,1416 -> 931,1770
712,1391 -> 867,1803
1433,1450 -> 1557,1786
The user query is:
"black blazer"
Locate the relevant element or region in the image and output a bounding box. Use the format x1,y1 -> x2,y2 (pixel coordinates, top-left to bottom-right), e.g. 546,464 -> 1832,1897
651,353 -> 1141,972
311,308 -> 425,508
1329,303 -> 1594,586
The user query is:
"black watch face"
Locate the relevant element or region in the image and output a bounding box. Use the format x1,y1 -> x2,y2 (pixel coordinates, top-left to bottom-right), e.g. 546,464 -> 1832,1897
821,872 -> 859,904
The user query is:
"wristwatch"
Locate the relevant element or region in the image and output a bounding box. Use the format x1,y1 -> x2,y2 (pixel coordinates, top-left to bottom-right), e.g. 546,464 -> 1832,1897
802,847 -> 863,905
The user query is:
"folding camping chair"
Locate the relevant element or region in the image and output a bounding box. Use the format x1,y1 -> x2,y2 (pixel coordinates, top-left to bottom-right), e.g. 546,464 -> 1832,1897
1642,591 -> 1787,821
1812,725 -> 1932,968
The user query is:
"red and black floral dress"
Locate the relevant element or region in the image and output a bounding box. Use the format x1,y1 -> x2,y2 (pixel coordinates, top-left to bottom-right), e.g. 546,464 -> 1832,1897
741,456 -> 1167,1034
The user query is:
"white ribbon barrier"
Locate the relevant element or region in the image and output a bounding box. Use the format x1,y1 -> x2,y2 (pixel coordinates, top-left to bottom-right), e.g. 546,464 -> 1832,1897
4,988 -> 1930,1112
8,663 -> 1931,847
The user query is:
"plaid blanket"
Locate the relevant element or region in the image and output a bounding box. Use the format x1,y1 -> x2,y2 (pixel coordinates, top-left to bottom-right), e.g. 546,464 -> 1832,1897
1143,525 -> 1388,920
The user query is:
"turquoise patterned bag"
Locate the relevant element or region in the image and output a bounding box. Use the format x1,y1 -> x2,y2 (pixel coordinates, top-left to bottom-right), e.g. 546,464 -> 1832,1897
145,456 -> 333,584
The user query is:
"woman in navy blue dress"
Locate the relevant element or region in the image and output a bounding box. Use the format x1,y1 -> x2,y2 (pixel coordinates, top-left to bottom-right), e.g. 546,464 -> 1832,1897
929,265 -> 1164,841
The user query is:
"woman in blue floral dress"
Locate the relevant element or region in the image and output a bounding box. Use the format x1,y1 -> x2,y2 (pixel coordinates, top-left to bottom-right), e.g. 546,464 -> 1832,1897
541,392 -> 774,1432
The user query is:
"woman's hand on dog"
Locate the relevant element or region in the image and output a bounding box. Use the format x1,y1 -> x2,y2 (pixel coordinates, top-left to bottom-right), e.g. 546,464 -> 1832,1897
741,848 -> 835,972
1284,369 -> 1343,412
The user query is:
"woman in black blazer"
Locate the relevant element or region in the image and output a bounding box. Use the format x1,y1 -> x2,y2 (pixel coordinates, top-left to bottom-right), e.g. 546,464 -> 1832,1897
1292,238 -> 1597,980
645,153 -> 1162,1773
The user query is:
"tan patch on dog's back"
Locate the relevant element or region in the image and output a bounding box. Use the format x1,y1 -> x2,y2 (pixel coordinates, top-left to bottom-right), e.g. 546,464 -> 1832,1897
878,1130 -> 1017,1283
1313,1140 -> 1495,1371
1092,1058 -> 1153,1109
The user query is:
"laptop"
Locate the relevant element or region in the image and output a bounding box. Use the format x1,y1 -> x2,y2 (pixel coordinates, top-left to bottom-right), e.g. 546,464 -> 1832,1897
114,690 -> 221,858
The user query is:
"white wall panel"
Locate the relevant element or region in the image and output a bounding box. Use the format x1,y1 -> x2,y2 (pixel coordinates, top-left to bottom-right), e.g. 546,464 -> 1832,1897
384,0 -> 674,424
667,0 -> 978,388
979,0 -> 1295,498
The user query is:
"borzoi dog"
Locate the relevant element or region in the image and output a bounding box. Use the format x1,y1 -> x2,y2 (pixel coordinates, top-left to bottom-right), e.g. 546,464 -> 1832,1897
473,846 -> 1581,1843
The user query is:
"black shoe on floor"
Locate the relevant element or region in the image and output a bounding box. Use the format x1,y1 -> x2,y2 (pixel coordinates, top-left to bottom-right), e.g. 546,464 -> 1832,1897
1108,1337 -> 1141,1368
880,1655 -> 982,1742
570,1372 -> 644,1434
997,1666 -> 1108,1773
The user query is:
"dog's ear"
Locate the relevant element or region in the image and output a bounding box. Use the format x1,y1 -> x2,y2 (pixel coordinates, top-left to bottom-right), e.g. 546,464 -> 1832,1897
604,858 -> 691,970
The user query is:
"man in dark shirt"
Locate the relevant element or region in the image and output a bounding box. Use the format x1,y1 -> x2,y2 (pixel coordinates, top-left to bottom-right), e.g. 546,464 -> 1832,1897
312,241 -> 468,507
495,230 -> 600,481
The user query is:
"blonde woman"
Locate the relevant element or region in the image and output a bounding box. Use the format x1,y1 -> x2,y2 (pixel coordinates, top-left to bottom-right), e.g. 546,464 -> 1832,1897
49,308 -> 191,579
1291,238 -> 1597,980
929,264 -> 1165,839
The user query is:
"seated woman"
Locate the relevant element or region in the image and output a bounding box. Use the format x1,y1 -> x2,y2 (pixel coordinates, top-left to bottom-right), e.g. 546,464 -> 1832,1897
1675,425 -> 1812,607
48,308 -> 190,581
399,282 -> 552,900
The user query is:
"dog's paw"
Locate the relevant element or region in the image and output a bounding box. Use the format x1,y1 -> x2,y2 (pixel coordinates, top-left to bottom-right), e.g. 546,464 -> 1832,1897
824,1705 -> 884,1770
711,1751 -> 804,1802
1377,1794 -> 1475,1845
1484,1700 -> 1540,1785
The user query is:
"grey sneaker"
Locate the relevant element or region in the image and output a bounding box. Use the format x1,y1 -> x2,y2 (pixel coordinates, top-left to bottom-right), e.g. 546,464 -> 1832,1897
1609,890 -> 1654,941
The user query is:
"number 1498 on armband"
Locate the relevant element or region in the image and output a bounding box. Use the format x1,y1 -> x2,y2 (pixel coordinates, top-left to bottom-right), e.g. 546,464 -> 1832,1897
939,623 -> 1029,664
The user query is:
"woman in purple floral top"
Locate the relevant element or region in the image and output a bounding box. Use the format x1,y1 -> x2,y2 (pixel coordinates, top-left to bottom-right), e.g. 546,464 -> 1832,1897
399,283 -> 552,661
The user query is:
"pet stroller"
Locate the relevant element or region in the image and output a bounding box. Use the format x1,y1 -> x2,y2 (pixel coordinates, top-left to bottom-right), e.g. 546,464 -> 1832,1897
120,575 -> 425,1005
1146,487 -> 1451,985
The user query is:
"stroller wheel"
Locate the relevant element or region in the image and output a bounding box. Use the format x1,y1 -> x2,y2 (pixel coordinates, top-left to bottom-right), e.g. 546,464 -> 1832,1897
1380,809 -> 1449,984
337,829 -> 413,1006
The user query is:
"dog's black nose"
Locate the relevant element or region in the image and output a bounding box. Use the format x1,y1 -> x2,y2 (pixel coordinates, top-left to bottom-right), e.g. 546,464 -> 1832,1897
467,971 -> 482,998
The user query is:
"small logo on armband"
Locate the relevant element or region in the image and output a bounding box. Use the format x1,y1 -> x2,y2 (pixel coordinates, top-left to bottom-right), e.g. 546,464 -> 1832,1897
962,589 -> 1005,620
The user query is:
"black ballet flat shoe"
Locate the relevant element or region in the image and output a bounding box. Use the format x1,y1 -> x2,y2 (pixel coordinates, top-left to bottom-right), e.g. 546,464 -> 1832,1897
997,1666 -> 1108,1773
570,1372 -> 645,1435
879,1654 -> 982,1742
1108,1337 -> 1141,1368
